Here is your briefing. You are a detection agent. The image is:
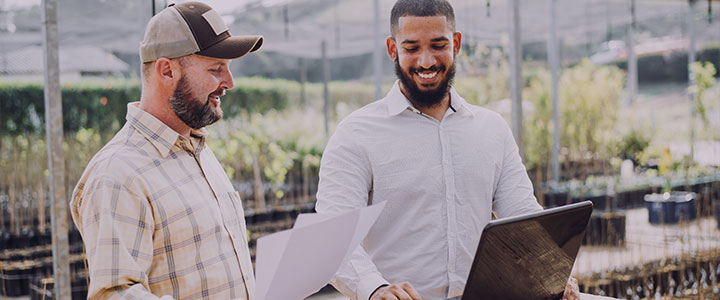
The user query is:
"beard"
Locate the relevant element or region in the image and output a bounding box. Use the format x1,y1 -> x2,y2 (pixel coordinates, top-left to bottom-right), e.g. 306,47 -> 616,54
169,74 -> 223,129
394,57 -> 455,108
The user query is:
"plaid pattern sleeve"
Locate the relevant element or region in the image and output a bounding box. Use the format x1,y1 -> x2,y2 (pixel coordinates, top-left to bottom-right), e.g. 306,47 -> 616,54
71,102 -> 254,300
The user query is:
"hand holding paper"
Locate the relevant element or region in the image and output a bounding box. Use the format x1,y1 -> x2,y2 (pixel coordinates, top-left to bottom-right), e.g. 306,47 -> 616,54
255,202 -> 386,300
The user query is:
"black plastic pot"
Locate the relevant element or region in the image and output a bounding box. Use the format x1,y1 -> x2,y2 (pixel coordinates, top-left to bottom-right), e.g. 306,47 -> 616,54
0,230 -> 10,250
30,275 -> 88,300
714,200 -> 720,230
644,192 -> 697,224
582,211 -> 626,246
0,264 -> 35,297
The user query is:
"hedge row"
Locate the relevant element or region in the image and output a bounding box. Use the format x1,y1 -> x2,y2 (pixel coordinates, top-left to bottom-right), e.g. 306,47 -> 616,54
614,46 -> 720,83
0,79 -> 288,136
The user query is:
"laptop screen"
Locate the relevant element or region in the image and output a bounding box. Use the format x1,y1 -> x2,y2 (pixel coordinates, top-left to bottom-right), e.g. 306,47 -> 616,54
462,201 -> 593,300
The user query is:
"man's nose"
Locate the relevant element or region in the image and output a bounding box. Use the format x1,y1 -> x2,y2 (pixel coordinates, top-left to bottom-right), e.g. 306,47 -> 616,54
221,68 -> 234,90
417,50 -> 437,69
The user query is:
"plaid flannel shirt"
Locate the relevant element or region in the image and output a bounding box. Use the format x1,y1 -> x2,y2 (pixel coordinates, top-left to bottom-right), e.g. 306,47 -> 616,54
71,102 -> 254,300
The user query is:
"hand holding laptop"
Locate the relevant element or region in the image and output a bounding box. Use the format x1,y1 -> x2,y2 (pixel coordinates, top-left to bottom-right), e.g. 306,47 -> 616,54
367,277 -> 578,300
368,276 -> 578,300
563,277 -> 580,300
370,282 -> 422,300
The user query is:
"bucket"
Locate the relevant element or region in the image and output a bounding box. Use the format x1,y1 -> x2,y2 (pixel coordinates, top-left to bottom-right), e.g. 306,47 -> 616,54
644,192 -> 697,224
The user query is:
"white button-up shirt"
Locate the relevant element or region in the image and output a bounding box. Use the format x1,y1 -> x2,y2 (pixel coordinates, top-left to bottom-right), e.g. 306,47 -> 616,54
316,81 -> 542,300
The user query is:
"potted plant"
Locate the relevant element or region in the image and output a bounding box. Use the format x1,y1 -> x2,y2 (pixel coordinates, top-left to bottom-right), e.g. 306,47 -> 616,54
643,147 -> 696,224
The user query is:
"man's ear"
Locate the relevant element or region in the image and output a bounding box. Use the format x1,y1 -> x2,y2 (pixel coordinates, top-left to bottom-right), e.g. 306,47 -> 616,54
154,58 -> 178,87
453,32 -> 462,56
386,36 -> 397,61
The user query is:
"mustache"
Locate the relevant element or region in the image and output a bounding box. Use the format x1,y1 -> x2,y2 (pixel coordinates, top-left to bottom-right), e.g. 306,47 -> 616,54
409,65 -> 444,73
209,88 -> 225,98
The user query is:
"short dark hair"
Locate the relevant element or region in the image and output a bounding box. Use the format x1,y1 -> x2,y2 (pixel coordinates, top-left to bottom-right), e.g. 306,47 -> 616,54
390,0 -> 455,37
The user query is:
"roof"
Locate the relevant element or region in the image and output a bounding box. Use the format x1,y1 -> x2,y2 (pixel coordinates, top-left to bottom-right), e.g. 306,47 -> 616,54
0,44 -> 129,75
0,0 -> 716,62
224,0 -> 707,59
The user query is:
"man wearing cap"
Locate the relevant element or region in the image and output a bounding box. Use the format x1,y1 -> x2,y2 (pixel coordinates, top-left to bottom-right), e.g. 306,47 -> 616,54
71,2 -> 262,299
315,0 -> 580,300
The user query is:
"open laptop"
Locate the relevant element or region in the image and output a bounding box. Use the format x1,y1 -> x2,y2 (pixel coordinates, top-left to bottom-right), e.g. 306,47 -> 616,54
461,201 -> 593,300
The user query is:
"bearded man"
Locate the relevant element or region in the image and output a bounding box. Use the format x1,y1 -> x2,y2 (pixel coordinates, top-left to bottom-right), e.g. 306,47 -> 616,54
71,2 -> 263,299
315,1 -> 579,300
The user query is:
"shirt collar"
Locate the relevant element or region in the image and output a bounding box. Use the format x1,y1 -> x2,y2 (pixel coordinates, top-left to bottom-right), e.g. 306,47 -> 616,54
386,81 -> 413,116
125,102 -> 208,158
385,80 -> 474,118
448,86 -> 475,118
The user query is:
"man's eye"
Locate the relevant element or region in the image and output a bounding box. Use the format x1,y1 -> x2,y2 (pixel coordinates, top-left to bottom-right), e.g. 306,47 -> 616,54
404,47 -> 418,52
433,44 -> 447,50
210,68 -> 222,73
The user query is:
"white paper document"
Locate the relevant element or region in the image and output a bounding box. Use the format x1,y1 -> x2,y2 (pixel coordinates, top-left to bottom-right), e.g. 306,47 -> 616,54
255,202 -> 386,300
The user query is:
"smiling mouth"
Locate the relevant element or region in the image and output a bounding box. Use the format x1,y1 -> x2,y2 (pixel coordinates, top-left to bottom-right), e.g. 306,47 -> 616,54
417,71 -> 438,79
208,94 -> 221,106
414,69 -> 441,85
208,89 -> 225,106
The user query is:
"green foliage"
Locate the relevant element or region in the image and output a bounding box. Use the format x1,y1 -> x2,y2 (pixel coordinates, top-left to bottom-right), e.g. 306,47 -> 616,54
209,109 -> 325,200
456,44 -> 511,106
264,142 -> 296,199
523,60 -> 625,171
61,81 -> 141,134
0,79 -> 289,136
616,129 -> 650,163
560,59 -> 625,160
0,81 -> 139,136
523,70 -> 552,170
0,129 -> 108,207
688,61 -> 717,126
657,147 -> 679,193
0,82 -> 45,135
222,77 -> 293,117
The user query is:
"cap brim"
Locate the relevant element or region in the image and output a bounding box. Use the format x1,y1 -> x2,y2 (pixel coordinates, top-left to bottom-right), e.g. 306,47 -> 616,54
196,35 -> 263,60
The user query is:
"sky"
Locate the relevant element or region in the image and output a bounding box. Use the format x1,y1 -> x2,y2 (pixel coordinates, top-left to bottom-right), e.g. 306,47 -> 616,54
2,0 -> 37,10
1,0 -> 293,13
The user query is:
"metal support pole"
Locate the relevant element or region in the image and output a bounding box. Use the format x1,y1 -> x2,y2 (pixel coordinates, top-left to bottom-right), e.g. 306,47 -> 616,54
626,0 -> 638,105
585,0 -> 592,55
688,0 -> 697,162
284,5 -> 289,40
41,0 -> 71,298
606,0 -> 612,41
334,0 -> 340,51
547,0 -> 560,182
508,0 -> 524,159
299,57 -> 307,107
322,40 -> 330,140
709,0 -> 713,24
373,0 -> 383,100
